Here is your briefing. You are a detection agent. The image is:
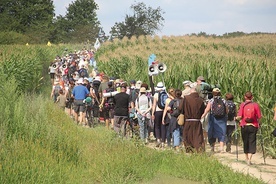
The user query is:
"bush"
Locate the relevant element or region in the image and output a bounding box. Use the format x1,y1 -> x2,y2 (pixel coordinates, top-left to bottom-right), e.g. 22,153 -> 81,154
0,31 -> 30,45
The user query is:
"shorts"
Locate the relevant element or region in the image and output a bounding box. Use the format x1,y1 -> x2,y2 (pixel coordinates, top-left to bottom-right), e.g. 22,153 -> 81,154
50,73 -> 55,79
74,99 -> 85,113
102,106 -> 115,120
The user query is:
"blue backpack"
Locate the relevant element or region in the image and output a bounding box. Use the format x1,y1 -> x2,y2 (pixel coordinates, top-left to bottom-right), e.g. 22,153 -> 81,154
157,91 -> 168,109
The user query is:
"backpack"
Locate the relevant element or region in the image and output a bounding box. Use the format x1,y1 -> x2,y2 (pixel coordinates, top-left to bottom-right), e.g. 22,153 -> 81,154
130,88 -> 139,103
211,98 -> 226,118
171,98 -> 181,117
243,102 -> 255,123
105,87 -> 115,108
79,68 -> 88,78
226,100 -> 236,121
92,80 -> 101,105
54,85 -> 61,96
136,95 -> 151,109
157,91 -> 168,109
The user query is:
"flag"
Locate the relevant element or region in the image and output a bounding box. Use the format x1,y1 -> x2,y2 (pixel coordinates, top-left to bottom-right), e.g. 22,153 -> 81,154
94,38 -> 101,50
148,54 -> 156,66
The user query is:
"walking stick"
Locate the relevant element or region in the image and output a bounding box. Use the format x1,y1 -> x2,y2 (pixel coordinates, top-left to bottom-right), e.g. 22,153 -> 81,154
235,122 -> 238,161
259,126 -> 266,165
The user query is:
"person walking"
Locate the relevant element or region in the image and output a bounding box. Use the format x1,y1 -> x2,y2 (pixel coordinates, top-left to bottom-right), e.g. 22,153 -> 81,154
72,78 -> 90,125
113,83 -> 131,135
135,87 -> 152,143
151,82 -> 167,147
167,89 -> 183,151
101,81 -> 116,129
201,88 -> 228,153
161,88 -> 175,148
225,93 -> 237,152
48,61 -> 57,85
181,80 -> 191,97
236,91 -> 262,165
182,83 -> 206,153
56,89 -> 67,111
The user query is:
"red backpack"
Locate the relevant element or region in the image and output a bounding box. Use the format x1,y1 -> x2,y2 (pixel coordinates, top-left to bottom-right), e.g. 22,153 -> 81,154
243,102 -> 255,123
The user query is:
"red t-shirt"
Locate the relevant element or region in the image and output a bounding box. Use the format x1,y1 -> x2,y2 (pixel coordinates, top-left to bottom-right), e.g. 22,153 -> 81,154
237,100 -> 262,128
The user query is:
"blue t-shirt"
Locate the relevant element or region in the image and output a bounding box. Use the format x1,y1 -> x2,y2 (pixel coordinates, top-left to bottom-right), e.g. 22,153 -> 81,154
72,85 -> 89,100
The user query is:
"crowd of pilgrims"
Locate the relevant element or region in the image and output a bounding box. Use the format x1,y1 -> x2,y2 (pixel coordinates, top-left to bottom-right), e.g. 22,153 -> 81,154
48,48 -> 263,166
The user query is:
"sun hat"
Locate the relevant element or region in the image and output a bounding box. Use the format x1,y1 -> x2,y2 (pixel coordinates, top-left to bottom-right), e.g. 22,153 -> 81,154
156,82 -> 165,91
77,78 -> 84,84
183,80 -> 191,86
140,87 -> 147,93
212,88 -> 221,92
197,76 -> 205,81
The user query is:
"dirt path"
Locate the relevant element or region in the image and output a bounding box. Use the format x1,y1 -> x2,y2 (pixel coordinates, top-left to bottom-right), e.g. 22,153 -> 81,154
147,141 -> 276,184
209,143 -> 276,184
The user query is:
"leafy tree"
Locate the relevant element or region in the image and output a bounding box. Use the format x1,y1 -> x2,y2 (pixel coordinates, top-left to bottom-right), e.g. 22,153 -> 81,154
0,0 -> 55,43
110,2 -> 165,39
53,0 -> 100,43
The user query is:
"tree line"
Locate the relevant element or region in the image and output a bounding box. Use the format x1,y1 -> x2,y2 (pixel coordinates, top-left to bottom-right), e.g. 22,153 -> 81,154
0,0 -> 164,44
0,0 -> 273,45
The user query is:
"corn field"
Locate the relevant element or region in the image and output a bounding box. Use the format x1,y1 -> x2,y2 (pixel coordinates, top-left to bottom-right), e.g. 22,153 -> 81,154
96,34 -> 276,157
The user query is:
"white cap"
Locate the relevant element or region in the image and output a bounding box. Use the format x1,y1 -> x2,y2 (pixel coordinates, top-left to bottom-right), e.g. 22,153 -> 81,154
77,78 -> 84,84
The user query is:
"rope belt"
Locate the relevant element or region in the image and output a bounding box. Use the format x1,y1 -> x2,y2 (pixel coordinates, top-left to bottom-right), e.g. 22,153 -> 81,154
185,119 -> 201,121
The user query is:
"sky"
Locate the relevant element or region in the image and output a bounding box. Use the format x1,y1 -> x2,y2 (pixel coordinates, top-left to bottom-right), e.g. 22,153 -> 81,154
53,0 -> 276,36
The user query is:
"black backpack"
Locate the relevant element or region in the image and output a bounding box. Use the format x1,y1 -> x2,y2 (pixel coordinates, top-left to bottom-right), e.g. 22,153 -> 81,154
226,100 -> 236,121
106,87 -> 115,107
92,80 -> 101,105
212,98 -> 226,118
79,68 -> 88,78
170,98 -> 181,117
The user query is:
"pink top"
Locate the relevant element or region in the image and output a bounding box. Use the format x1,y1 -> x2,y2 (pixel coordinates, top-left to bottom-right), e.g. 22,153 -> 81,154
237,100 -> 262,128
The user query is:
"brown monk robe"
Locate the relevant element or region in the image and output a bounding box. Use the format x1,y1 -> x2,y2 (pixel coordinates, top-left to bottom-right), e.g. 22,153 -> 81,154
179,82 -> 206,153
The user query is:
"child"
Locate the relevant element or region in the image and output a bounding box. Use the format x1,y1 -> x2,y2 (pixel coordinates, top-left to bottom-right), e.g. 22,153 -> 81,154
56,89 -> 67,111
